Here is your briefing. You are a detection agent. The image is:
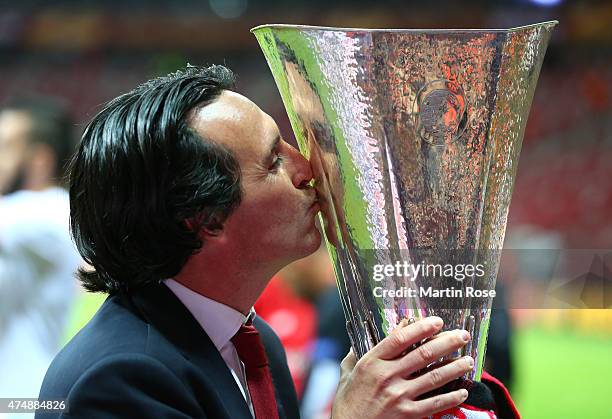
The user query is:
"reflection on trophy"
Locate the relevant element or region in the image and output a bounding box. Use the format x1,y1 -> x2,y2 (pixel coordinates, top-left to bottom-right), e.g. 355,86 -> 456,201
252,22 -> 556,382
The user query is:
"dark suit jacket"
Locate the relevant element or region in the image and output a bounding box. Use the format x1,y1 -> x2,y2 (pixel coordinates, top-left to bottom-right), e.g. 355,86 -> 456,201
36,281 -> 300,419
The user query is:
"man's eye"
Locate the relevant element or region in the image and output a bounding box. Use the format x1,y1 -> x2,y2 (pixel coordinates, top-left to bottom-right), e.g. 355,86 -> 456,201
269,154 -> 284,171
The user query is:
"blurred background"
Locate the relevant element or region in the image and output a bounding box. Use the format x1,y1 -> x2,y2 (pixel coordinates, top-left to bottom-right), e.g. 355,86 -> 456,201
0,0 -> 610,418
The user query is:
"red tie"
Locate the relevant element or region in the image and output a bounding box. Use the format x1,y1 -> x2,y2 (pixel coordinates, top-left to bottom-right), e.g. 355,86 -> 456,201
231,320 -> 280,419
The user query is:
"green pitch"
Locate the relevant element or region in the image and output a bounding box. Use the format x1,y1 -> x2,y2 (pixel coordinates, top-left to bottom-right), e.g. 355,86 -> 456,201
514,325 -> 612,418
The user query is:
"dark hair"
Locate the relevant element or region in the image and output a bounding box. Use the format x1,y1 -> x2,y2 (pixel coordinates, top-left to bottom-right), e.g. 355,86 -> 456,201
69,64 -> 241,294
1,96 -> 75,181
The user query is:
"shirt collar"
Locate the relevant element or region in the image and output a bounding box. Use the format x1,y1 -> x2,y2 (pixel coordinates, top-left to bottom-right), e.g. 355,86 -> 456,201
163,278 -> 255,352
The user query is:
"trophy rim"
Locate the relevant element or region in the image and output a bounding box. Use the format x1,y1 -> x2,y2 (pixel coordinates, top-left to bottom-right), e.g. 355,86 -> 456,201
250,20 -> 558,34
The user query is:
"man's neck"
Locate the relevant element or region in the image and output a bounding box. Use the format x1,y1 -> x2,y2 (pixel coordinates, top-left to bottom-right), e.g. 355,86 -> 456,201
174,249 -> 282,316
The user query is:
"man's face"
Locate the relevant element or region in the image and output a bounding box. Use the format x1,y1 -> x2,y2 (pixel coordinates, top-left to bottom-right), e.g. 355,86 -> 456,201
0,110 -> 31,194
189,91 -> 321,268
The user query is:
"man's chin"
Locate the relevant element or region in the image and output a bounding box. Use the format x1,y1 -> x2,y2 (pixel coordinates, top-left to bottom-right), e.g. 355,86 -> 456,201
301,226 -> 323,256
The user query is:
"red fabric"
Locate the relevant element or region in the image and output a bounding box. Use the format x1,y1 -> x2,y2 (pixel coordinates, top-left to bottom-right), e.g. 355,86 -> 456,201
481,371 -> 521,419
432,403 -> 497,418
231,321 -> 280,419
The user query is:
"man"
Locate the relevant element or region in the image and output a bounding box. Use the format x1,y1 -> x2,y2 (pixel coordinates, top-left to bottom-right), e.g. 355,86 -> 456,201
0,97 -> 80,417
37,65 -> 497,419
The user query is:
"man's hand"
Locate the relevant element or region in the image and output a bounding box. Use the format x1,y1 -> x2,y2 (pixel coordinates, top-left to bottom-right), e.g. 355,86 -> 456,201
331,317 -> 472,419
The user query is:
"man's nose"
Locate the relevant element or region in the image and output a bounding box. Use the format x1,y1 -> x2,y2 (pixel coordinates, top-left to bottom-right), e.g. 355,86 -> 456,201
287,145 -> 313,189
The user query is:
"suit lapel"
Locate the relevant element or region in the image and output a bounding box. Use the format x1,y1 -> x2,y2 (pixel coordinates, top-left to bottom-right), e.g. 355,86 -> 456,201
124,281 -> 253,419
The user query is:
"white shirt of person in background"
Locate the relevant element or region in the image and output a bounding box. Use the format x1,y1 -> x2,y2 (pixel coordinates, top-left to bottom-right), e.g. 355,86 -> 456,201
0,187 -> 81,418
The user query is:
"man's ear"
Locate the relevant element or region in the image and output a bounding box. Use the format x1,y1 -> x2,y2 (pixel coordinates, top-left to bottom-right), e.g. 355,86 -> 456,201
201,223 -> 223,237
185,214 -> 224,238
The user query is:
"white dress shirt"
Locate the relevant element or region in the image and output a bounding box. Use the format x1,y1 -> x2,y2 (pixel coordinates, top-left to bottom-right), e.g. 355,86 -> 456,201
164,278 -> 255,417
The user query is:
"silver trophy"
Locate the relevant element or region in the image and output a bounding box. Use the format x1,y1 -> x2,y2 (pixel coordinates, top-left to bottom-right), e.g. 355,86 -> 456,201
252,22 -> 556,381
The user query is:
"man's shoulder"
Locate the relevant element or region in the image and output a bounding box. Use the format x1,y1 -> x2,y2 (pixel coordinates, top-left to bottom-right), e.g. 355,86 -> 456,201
37,332 -> 203,419
39,294 -> 187,400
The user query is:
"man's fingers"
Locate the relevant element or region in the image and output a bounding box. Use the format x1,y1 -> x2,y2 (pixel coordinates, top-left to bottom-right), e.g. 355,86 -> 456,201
340,349 -> 357,374
369,317 -> 444,360
410,388 -> 469,417
423,329 -> 459,341
406,353 -> 461,379
393,329 -> 470,375
408,356 -> 474,397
